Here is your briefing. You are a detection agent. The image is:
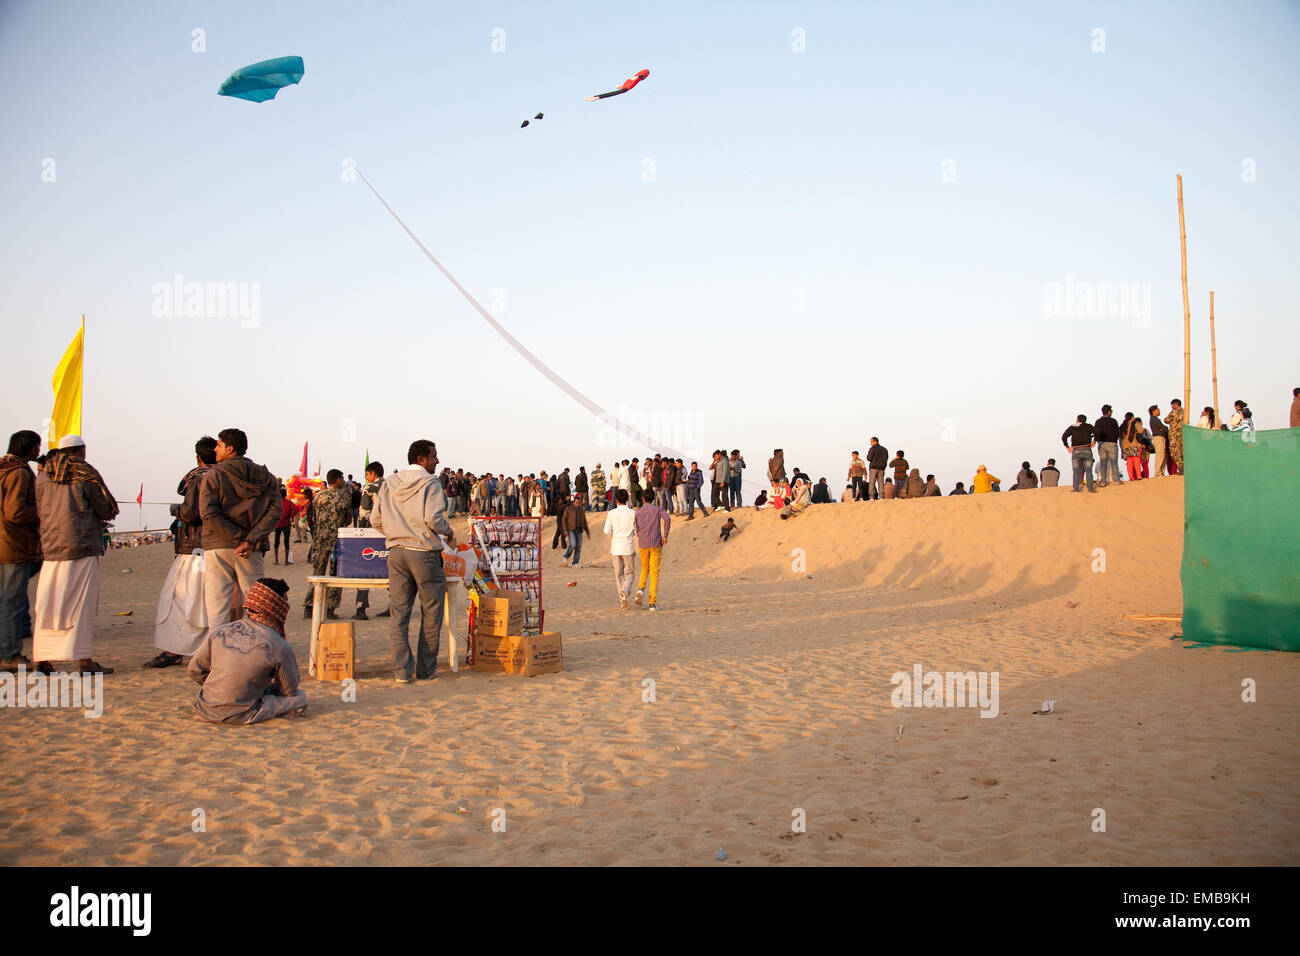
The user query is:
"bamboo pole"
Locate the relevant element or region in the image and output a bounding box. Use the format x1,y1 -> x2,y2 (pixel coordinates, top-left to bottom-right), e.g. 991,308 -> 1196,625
1209,290 -> 1219,424
1177,176 -> 1191,417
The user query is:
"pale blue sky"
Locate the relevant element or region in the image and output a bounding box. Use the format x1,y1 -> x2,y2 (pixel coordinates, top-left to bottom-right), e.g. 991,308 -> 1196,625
2,0 -> 1297,525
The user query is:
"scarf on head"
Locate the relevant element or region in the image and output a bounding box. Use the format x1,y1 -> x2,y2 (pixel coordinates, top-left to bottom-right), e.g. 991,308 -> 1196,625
243,583 -> 289,638
42,451 -> 120,519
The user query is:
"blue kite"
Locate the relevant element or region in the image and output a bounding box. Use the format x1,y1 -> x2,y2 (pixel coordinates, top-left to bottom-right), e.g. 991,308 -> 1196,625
218,56 -> 305,103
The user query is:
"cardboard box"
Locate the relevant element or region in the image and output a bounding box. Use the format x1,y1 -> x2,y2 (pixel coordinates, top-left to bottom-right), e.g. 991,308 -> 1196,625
473,631 -> 563,676
317,621 -> 355,681
510,631 -> 563,675
476,589 -> 526,638
335,528 -> 389,578
473,633 -> 514,673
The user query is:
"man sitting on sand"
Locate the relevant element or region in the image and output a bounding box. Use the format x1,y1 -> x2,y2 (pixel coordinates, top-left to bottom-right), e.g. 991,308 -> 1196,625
1040,459 -> 1060,487
188,578 -> 307,724
971,465 -> 1000,494
811,477 -> 833,504
949,482 -> 967,495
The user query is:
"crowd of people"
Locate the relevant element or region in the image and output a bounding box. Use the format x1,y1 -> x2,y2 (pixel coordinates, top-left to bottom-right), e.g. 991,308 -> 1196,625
0,387 -> 1292,724
106,530 -> 174,549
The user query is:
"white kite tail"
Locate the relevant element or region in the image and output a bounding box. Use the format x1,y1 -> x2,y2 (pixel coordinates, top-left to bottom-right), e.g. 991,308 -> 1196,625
349,164 -> 686,462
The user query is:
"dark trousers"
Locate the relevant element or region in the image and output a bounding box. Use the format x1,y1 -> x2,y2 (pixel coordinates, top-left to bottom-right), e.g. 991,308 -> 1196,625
386,547 -> 446,680
303,540 -> 340,610
0,560 -> 37,659
686,487 -> 707,517
851,477 -> 866,500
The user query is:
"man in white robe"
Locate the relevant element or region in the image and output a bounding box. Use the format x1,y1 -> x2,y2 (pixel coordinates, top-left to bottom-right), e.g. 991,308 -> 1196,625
32,435 -> 118,674
147,437 -> 216,667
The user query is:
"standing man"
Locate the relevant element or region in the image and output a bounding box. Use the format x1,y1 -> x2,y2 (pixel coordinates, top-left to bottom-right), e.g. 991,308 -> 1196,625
200,428 -> 281,631
574,466 -> 589,510
684,461 -> 709,518
0,430 -> 42,671
561,496 -> 590,567
767,448 -> 786,496
1164,400 -> 1186,476
301,469 -> 352,621
729,450 -> 746,509
1061,414 -> 1098,493
590,462 -> 607,512
866,437 -> 888,501
555,468 -> 572,510
443,470 -> 458,518
627,458 -> 642,507
272,490 -> 297,565
621,457 -> 637,504
1148,405 -> 1170,477
32,435 -> 118,674
889,449 -> 910,499
1094,405 -> 1122,487
369,439 -> 454,683
603,489 -> 637,609
147,435 -> 217,669
675,459 -> 688,515
656,457 -> 675,513
633,487 -> 671,612
847,451 -> 867,501
348,475 -> 362,526
354,461 -> 386,621
607,461 -> 621,502
712,450 -> 731,512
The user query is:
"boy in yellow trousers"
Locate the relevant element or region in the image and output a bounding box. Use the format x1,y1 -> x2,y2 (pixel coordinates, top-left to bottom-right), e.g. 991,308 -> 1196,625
632,493 -> 671,612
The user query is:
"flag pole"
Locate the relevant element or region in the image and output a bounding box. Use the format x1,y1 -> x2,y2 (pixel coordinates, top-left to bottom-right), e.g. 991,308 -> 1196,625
1177,175 -> 1191,418
1209,290 -> 1219,425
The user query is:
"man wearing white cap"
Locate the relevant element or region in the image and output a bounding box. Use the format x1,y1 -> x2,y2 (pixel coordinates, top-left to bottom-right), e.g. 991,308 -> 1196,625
32,435 -> 119,674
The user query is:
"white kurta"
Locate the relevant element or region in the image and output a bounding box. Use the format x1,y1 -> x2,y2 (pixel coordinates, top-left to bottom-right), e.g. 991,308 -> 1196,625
154,551 -> 208,655
33,556 -> 100,662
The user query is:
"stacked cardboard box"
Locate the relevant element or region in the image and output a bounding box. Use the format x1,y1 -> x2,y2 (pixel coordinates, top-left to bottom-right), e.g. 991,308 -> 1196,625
474,631 -> 563,675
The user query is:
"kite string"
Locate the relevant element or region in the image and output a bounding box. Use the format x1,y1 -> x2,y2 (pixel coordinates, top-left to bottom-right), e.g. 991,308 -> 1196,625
297,96 -> 688,465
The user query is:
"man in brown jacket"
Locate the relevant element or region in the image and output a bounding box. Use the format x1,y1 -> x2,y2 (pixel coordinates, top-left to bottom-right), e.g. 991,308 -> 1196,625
32,434 -> 119,674
1,430 -> 42,670
561,495 -> 591,567
200,428 -> 282,630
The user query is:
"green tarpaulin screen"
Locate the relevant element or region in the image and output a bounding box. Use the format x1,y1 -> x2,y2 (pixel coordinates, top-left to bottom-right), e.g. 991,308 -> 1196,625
1181,426 -> 1299,651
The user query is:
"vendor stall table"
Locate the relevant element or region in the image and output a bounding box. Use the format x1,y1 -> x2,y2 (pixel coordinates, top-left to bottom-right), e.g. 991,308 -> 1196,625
306,575 -> 388,677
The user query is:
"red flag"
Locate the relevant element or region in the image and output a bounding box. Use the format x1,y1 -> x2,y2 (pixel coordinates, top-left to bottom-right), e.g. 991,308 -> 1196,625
136,484 -> 143,506
299,442 -> 308,476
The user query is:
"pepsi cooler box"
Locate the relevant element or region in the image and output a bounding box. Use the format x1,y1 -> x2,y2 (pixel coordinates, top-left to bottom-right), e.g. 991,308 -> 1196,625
335,528 -> 389,578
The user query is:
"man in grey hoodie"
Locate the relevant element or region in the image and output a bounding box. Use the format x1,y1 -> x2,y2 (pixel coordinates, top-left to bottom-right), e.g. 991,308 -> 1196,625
369,439 -> 454,683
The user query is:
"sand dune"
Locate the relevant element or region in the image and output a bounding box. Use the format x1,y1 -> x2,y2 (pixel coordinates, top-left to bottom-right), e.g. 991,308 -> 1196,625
2,476 -> 1297,866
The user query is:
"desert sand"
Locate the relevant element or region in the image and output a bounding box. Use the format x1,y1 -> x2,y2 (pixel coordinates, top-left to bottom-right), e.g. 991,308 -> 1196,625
2,476 -> 1297,866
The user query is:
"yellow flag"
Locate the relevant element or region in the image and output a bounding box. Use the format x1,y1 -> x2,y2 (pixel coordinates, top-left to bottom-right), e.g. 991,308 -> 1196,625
50,316 -> 84,447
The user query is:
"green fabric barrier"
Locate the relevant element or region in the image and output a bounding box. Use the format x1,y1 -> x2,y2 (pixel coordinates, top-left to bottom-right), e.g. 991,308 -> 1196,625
1181,426 -> 1300,651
